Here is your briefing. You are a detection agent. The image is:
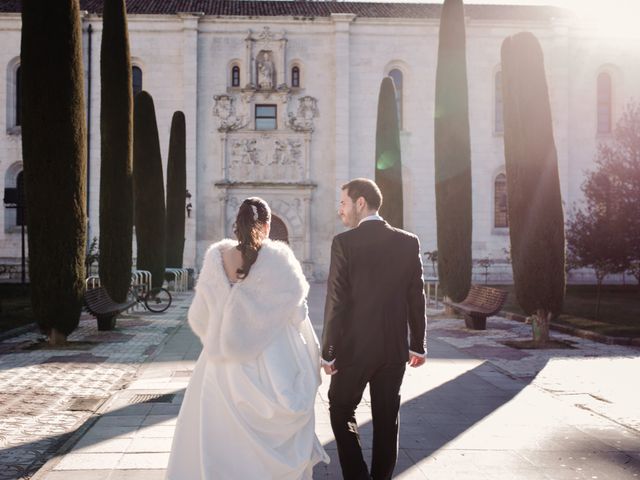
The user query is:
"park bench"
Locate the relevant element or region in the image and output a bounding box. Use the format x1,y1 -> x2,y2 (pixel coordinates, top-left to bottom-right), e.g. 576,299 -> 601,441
84,286 -> 136,331
443,285 -> 508,330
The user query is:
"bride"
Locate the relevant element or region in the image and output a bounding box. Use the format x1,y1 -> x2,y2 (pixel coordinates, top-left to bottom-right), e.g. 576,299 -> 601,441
166,197 -> 328,479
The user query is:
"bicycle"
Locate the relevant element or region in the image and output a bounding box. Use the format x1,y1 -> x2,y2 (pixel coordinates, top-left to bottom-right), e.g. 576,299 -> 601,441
128,283 -> 172,313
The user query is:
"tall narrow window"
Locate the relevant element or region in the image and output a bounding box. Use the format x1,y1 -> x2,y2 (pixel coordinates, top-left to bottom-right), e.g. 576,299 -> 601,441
132,66 -> 143,96
232,65 -> 240,87
388,69 -> 403,129
597,72 -> 612,134
15,65 -> 22,127
16,171 -> 25,226
494,173 -> 508,228
255,105 -> 277,130
291,66 -> 300,88
495,70 -> 503,134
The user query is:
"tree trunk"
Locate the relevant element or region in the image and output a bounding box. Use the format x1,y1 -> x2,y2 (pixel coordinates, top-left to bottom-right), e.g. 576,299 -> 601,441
443,295 -> 455,315
595,278 -> 603,321
49,328 -> 67,346
532,309 -> 551,344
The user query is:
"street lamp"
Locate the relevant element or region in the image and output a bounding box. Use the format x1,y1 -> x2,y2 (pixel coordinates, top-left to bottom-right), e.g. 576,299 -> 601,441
185,189 -> 192,218
3,185 -> 26,285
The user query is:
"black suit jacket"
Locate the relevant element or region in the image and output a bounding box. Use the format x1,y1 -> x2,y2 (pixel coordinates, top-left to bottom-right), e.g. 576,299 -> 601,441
322,220 -> 427,367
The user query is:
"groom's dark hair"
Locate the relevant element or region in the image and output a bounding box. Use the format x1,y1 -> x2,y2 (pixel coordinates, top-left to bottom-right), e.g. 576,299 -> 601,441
342,178 -> 383,210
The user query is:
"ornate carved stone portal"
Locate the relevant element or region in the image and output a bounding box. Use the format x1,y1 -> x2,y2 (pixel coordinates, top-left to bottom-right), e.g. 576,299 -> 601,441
213,27 -> 318,277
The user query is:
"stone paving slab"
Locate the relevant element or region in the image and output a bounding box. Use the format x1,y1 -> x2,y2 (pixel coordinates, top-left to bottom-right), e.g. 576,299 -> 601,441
0,292 -> 192,479
26,283 -> 640,480
428,313 -> 640,431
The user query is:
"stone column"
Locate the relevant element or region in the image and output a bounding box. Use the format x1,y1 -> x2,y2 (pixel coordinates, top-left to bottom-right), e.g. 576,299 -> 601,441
331,13 -> 355,206
302,194 -> 313,276
218,191 -> 230,239
550,18 -> 571,205
178,12 -> 202,269
245,30 -> 254,87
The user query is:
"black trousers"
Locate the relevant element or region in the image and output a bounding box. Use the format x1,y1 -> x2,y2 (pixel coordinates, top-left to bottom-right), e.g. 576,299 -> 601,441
328,361 -> 406,480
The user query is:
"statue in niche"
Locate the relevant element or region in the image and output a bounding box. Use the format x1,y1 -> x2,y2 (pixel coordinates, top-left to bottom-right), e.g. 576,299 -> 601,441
257,51 -> 275,90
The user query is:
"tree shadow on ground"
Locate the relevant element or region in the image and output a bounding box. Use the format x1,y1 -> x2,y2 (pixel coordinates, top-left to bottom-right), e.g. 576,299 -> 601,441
313,353 -> 533,479
314,331 -> 640,479
0,388 -> 184,480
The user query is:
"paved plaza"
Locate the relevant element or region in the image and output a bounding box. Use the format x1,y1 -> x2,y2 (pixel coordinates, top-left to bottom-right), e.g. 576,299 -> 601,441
0,284 -> 638,479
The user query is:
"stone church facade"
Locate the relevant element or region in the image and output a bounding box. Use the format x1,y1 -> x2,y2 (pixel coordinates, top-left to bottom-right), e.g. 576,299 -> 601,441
1,2 -> 639,281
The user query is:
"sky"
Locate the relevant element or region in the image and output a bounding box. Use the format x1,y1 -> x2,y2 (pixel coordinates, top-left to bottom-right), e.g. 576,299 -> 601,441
377,0 -> 640,37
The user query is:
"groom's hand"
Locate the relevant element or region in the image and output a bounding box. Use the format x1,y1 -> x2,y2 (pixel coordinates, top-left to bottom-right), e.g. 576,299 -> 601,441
408,353 -> 426,368
321,359 -> 338,375
323,364 -> 338,375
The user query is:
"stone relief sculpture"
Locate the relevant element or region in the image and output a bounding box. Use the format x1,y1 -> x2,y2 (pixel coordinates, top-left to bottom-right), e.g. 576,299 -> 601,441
288,96 -> 319,131
257,51 -> 275,90
213,94 -> 248,132
231,139 -> 258,178
228,136 -> 304,182
256,26 -> 275,44
271,139 -> 304,179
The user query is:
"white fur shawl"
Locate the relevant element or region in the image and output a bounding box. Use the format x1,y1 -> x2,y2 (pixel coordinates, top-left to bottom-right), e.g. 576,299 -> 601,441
188,238 -> 310,362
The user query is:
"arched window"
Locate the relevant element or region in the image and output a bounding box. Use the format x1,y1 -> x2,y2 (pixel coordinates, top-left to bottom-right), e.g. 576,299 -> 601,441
494,173 -> 508,228
15,65 -> 22,127
132,66 -> 143,95
291,66 -> 300,88
388,68 -> 403,128
231,65 -> 240,87
494,70 -> 503,134
6,60 -> 21,130
4,164 -> 26,230
597,72 -> 612,134
269,214 -> 289,243
15,171 -> 25,226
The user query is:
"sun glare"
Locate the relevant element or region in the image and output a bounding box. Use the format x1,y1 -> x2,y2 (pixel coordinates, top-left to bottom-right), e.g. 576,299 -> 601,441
563,0 -> 640,38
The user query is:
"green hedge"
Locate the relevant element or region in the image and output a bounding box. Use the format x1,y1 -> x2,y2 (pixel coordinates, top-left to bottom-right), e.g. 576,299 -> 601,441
501,32 -> 565,341
375,77 -> 403,228
165,111 -> 186,268
133,91 -> 166,289
434,0 -> 472,302
20,0 -> 87,339
99,0 -> 133,302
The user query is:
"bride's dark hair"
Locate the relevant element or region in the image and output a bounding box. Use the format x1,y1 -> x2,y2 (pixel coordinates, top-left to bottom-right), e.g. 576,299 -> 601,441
233,197 -> 271,279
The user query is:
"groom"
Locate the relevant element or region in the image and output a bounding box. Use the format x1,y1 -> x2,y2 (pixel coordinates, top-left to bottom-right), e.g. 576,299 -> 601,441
322,178 -> 427,480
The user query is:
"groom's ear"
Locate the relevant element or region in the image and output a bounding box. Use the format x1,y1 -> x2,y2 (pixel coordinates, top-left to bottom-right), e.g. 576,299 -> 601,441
356,196 -> 366,211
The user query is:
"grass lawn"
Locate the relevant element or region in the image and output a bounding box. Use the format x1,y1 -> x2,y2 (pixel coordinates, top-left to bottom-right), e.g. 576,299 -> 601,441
494,284 -> 640,338
0,284 -> 35,334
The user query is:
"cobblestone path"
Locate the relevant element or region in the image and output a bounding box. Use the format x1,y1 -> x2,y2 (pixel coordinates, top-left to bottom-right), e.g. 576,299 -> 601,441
0,295 -> 190,479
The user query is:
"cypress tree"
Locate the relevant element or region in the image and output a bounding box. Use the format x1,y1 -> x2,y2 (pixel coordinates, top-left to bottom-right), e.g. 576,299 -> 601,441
501,32 -> 565,344
133,91 -> 166,289
99,0 -> 133,303
375,77 -> 403,228
165,111 -> 187,268
434,0 -> 473,302
20,0 -> 87,344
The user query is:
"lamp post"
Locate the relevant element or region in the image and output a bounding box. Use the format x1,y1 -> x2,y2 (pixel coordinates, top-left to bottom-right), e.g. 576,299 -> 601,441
185,189 -> 192,218
3,186 -> 26,285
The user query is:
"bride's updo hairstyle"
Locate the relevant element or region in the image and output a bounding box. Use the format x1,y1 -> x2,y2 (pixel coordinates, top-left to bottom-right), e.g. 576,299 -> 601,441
233,197 -> 271,279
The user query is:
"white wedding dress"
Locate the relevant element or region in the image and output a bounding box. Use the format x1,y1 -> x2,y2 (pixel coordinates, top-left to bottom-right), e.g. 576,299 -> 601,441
166,239 -> 328,480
